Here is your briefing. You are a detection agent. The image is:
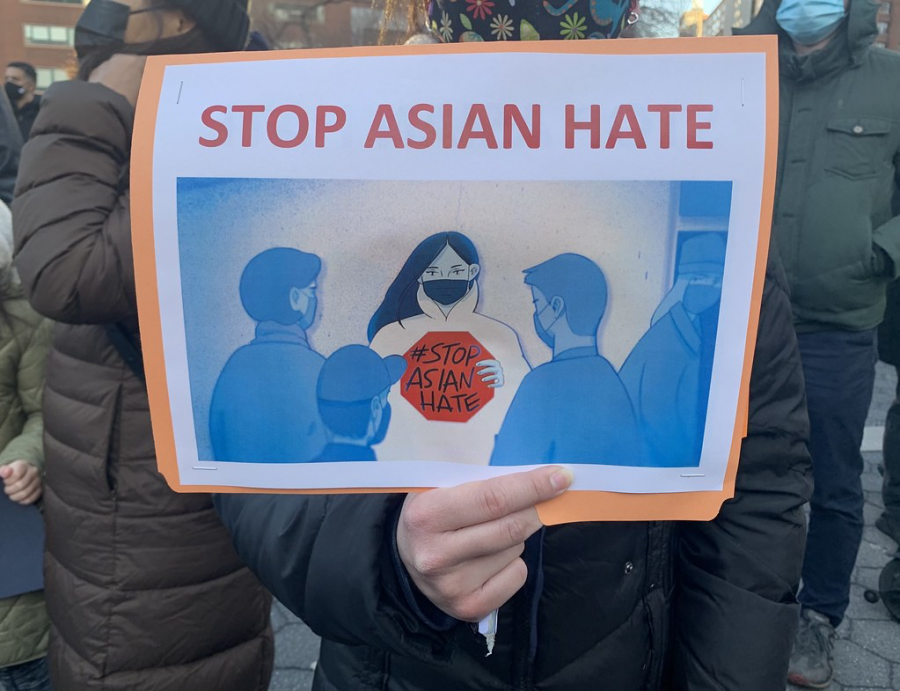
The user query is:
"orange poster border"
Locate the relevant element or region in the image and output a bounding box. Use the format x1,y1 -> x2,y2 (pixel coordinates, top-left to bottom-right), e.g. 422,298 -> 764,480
131,36 -> 779,525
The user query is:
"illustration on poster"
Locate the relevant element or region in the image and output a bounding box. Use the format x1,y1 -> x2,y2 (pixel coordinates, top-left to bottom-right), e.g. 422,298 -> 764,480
368,232 -> 531,464
193,180 -> 730,469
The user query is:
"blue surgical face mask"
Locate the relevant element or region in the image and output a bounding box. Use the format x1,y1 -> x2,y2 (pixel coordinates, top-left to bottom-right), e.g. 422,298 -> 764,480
682,284 -> 721,316
298,295 -> 317,330
776,0 -> 847,46
533,303 -> 558,349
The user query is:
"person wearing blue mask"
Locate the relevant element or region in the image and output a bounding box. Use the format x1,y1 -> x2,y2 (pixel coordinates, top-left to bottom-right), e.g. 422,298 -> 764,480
619,233 -> 725,468
210,247 -> 328,463
312,345 -> 407,462
490,254 -> 643,466
738,0 -> 900,685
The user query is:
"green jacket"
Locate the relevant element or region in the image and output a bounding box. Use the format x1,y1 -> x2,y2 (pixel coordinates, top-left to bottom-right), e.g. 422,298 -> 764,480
740,0 -> 900,331
0,282 -> 52,670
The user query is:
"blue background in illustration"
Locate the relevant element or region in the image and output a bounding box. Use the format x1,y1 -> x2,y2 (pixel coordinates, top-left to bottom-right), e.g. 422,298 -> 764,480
177,177 -> 732,466
491,253 -> 644,466
209,247 -> 327,463
619,225 -> 730,467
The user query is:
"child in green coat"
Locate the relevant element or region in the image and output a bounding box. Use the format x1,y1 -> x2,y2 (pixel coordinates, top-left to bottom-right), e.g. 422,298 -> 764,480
0,200 -> 52,691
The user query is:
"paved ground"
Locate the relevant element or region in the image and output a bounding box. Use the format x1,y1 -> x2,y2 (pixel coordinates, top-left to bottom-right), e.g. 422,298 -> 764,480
267,363 -> 900,691
784,362 -> 900,691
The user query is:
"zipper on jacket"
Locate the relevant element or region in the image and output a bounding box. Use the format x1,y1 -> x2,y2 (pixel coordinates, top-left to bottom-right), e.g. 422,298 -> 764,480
511,531 -> 543,691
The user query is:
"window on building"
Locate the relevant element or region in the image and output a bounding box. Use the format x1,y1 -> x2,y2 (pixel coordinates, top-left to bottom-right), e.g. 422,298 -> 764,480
25,0 -> 83,3
351,6 -> 405,45
881,1 -> 891,14
23,24 -> 75,46
35,67 -> 70,90
878,20 -> 889,33
271,3 -> 325,23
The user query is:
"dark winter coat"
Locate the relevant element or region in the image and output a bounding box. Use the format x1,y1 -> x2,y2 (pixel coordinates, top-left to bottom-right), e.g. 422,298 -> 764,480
214,249 -> 812,691
739,0 -> 900,331
0,91 -> 20,206
12,80 -> 273,691
13,95 -> 40,142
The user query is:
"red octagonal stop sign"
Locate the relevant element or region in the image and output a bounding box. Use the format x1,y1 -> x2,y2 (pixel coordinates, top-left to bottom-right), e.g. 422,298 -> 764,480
400,331 -> 495,423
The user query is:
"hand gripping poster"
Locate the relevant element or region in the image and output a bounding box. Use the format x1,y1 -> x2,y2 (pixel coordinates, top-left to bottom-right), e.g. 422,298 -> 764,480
132,38 -> 778,523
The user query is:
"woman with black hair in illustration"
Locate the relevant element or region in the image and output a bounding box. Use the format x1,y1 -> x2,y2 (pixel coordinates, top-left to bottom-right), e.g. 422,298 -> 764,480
368,231 -> 530,465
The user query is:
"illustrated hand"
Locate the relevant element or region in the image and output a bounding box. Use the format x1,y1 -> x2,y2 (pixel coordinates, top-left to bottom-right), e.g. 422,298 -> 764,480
89,54 -> 148,108
0,460 -> 42,505
477,359 -> 504,388
396,466 -> 573,622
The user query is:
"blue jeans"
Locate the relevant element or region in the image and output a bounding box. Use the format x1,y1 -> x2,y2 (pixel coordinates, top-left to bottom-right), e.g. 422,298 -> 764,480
797,328 -> 877,626
0,657 -> 51,691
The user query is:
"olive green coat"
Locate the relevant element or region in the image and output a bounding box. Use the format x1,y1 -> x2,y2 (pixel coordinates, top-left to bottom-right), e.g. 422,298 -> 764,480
739,0 -> 900,331
0,283 -> 52,670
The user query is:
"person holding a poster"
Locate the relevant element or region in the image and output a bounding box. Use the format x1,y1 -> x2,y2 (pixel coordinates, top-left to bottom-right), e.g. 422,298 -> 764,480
10,2 -> 276,690
210,247 -> 327,464
620,233 -> 725,467
490,253 -> 643,466
739,0 -> 900,684
211,10 -> 812,691
368,231 -> 531,464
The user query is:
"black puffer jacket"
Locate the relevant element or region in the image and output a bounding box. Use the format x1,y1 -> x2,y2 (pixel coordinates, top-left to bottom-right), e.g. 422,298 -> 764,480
215,249 -> 811,691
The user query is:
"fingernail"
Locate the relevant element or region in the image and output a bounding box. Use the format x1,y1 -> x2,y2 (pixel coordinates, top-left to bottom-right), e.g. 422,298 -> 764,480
550,468 -> 574,493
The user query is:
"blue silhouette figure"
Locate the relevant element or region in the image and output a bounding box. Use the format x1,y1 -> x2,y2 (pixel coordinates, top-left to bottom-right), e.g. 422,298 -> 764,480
210,248 -> 327,463
490,254 -> 644,466
619,233 -> 727,467
312,345 -> 407,462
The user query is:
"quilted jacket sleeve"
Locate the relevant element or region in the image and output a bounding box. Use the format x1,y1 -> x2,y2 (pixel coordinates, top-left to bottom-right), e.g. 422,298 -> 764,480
12,80 -> 135,326
666,248 -> 814,691
0,311 -> 51,470
212,492 -> 458,664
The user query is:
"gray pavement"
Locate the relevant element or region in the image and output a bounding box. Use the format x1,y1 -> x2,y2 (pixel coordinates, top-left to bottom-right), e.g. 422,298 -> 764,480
268,363 -> 900,691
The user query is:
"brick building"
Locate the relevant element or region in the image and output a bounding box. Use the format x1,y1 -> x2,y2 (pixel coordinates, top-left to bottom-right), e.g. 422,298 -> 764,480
874,0 -> 898,49
250,0 -> 405,49
703,0 -> 762,36
0,0 -> 401,96
679,0 -> 707,37
0,0 -> 84,90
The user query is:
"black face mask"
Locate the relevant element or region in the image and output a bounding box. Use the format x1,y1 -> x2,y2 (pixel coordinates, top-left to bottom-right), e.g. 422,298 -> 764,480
423,279 -> 471,306
74,0 -> 161,59
4,82 -> 25,103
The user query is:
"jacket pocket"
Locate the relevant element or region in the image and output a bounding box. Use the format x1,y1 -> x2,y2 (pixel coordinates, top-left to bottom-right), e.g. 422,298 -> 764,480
826,117 -> 893,180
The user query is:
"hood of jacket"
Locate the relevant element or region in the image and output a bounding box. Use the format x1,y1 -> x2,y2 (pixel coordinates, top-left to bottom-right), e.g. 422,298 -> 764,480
737,0 -> 878,78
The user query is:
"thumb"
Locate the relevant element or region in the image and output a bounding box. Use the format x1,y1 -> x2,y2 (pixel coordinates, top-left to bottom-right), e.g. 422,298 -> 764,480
0,466 -> 10,480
